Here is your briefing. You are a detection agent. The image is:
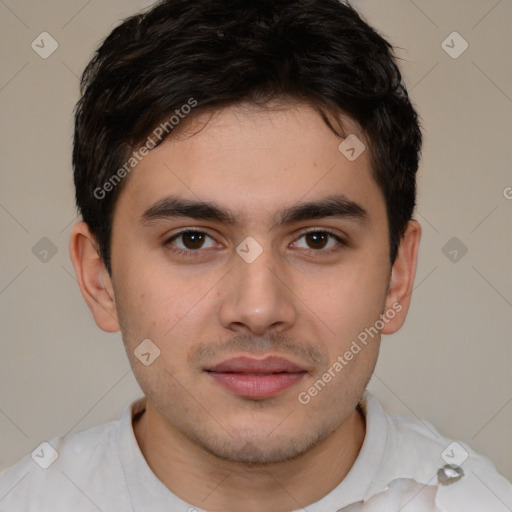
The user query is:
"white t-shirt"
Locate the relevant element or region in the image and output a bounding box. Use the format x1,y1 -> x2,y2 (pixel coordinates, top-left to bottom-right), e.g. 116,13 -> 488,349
1,391 -> 511,511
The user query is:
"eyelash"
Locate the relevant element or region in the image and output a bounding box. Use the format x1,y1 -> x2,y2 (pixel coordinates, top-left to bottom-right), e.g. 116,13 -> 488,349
164,229 -> 347,258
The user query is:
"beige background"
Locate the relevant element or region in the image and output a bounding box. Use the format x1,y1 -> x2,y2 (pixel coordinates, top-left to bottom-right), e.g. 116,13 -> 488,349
0,0 -> 511,483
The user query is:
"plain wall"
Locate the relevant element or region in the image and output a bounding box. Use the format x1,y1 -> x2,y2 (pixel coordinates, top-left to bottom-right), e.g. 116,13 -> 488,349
1,0 -> 511,481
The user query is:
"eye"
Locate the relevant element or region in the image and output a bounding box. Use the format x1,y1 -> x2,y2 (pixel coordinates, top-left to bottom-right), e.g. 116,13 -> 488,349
165,230 -> 217,255
292,230 -> 345,252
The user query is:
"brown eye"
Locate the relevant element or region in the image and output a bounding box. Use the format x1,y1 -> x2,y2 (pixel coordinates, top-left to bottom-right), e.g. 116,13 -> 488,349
166,230 -> 217,253
293,230 -> 344,252
305,232 -> 329,250
181,232 -> 206,249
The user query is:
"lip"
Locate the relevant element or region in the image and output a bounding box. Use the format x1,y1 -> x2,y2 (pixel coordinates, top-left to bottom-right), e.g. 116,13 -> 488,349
205,356 -> 307,399
207,356 -> 306,373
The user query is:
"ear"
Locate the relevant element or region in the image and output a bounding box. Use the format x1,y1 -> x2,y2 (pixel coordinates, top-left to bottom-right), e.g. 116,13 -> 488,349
381,220 -> 421,335
69,221 -> 120,332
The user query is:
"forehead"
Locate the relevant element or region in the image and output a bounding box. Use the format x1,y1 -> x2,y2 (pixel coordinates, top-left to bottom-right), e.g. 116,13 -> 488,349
114,102 -> 385,225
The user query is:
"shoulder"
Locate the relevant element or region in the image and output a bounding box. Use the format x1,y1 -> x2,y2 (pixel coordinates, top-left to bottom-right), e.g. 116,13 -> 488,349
384,406 -> 512,511
0,418 -> 128,512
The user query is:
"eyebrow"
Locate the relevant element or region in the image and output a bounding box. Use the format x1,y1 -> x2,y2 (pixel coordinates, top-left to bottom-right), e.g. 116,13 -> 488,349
140,193 -> 369,229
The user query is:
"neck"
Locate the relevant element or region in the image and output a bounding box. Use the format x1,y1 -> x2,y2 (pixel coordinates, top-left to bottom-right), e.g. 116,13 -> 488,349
133,402 -> 366,512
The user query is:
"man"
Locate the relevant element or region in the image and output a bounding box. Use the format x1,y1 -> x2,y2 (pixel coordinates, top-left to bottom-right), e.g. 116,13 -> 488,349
1,0 -> 511,510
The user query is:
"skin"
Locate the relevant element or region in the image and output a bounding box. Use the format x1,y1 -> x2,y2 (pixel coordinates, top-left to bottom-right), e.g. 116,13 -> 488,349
70,101 -> 421,512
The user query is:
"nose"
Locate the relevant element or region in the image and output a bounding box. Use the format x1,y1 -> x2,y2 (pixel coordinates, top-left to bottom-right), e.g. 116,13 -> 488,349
218,243 -> 298,336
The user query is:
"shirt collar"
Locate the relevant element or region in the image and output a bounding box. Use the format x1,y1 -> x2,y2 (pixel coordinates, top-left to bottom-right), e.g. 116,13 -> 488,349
295,390 -> 391,511
117,397 -> 202,512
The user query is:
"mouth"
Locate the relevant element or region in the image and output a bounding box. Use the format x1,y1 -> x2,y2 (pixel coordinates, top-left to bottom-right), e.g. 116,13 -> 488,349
204,356 -> 308,399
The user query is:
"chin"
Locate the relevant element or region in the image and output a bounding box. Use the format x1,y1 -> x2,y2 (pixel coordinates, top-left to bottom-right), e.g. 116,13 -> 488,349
187,423 -> 334,466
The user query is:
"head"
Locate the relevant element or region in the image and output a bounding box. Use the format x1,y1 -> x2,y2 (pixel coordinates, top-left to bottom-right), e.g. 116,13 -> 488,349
70,0 -> 422,465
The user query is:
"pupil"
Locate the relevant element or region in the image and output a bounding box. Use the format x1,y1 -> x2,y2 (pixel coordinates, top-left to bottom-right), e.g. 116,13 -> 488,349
184,232 -> 204,249
307,232 -> 327,249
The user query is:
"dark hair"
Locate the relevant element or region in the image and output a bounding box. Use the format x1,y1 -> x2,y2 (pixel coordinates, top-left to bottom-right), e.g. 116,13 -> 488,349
73,0 -> 422,274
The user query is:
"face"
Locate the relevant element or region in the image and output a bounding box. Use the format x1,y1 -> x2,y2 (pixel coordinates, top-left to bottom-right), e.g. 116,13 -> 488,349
93,102 -> 400,464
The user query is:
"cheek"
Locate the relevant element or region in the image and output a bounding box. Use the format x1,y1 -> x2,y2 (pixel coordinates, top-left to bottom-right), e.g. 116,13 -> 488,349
303,256 -> 389,336
112,258 -> 172,346
113,256 -> 216,364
